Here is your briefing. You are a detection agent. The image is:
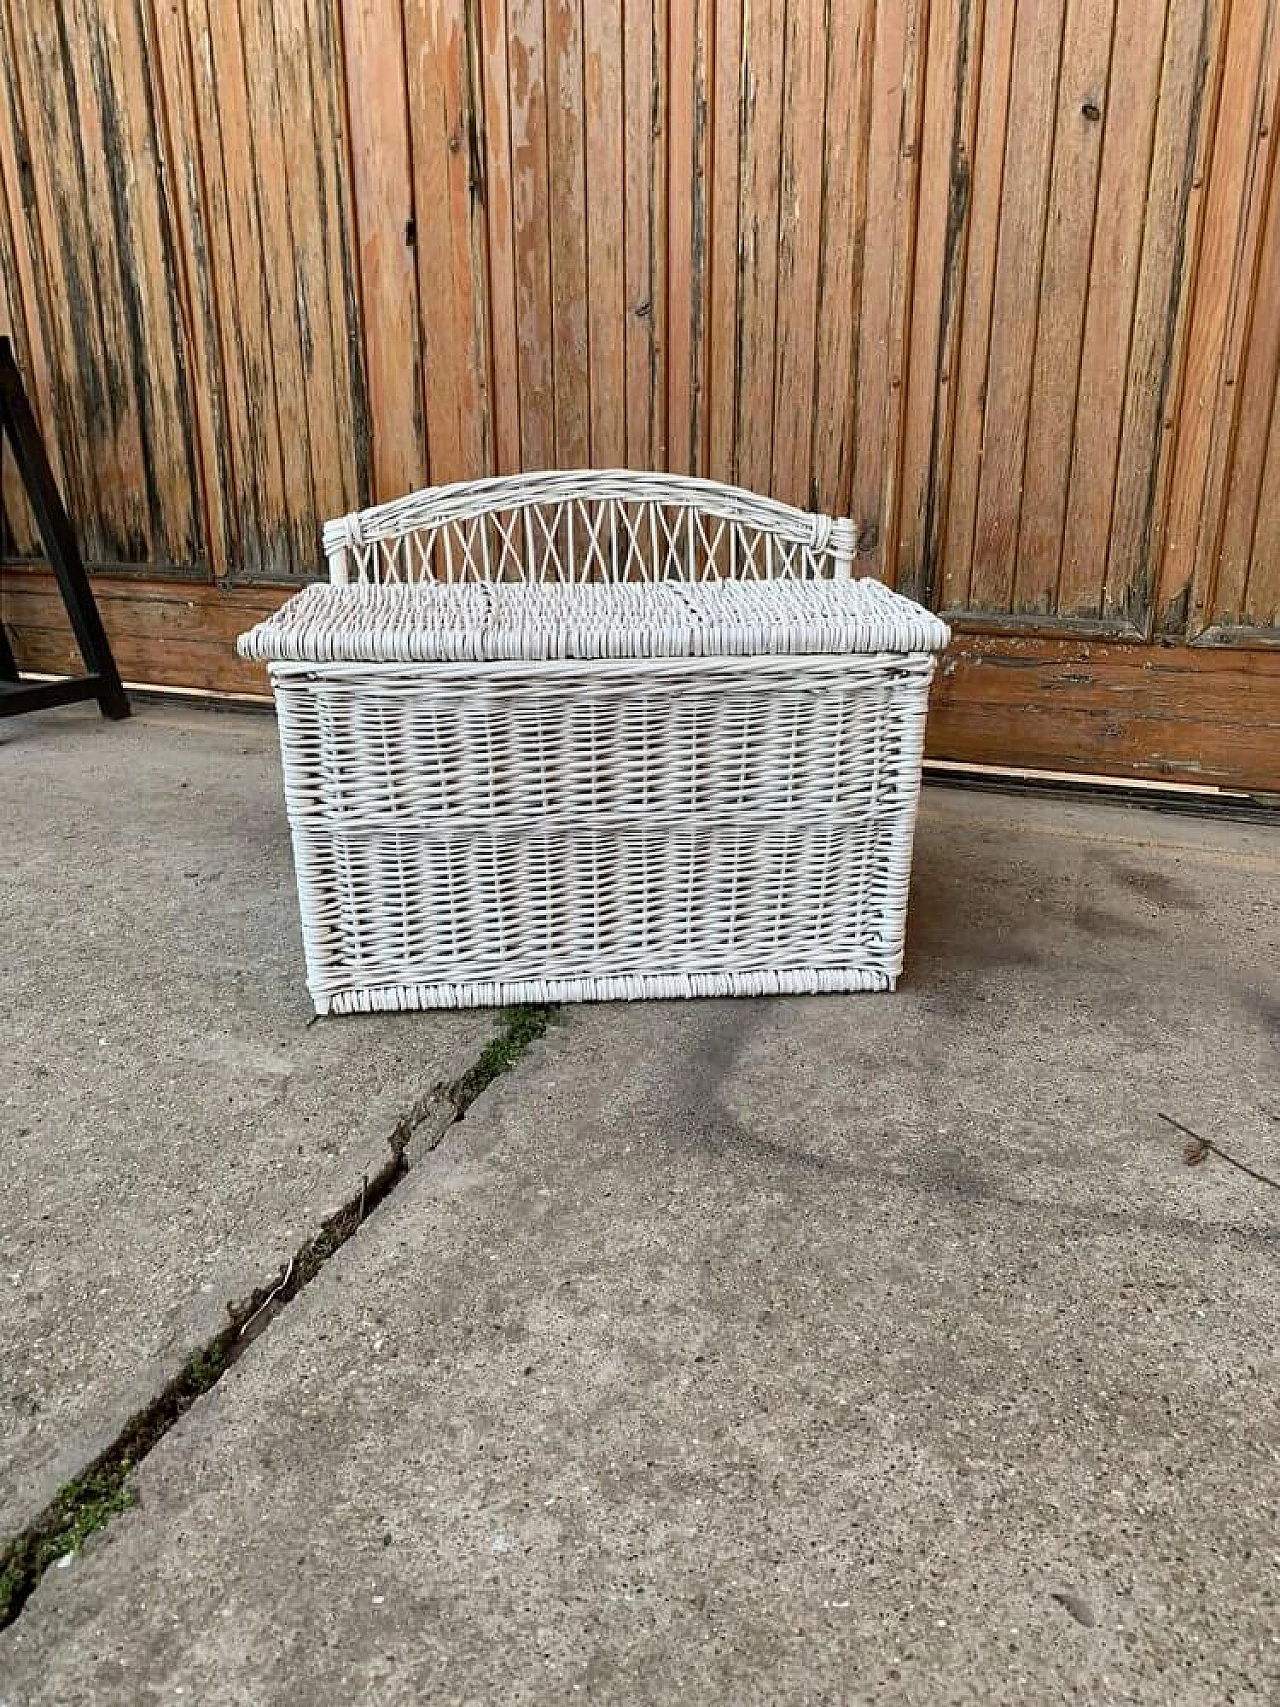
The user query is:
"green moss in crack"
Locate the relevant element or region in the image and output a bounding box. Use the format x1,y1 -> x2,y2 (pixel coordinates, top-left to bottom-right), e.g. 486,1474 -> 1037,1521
451,1004 -> 556,1115
0,1324 -> 247,1629
0,1466 -> 136,1625
0,1004 -> 560,1630
184,1336 -> 232,1393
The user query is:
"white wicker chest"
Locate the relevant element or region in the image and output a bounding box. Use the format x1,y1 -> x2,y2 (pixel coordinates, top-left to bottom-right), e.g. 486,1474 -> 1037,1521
239,474 -> 950,1014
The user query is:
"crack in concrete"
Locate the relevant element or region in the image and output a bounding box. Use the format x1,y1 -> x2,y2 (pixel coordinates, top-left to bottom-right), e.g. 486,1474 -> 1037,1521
0,1004 -> 557,1630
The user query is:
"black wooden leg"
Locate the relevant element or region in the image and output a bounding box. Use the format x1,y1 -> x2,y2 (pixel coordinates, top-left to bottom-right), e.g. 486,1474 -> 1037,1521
0,429 -> 18,684
91,642 -> 131,718
0,336 -> 129,720
0,614 -> 18,682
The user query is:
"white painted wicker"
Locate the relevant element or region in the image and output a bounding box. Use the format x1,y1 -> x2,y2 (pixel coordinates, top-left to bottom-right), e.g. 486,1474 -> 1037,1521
321,469 -> 861,586
241,474 -> 950,1014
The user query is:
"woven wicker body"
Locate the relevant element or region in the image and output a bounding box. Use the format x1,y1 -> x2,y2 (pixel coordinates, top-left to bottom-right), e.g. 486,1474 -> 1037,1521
240,474 -> 950,1014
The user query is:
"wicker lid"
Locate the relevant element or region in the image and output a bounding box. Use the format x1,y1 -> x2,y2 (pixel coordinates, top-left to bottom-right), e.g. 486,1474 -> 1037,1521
238,579 -> 951,665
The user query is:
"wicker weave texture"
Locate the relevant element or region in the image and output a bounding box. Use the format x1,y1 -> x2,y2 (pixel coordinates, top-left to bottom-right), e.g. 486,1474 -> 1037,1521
243,472 -> 948,1013
241,578 -> 952,664
270,652 -> 936,1012
322,469 -> 859,586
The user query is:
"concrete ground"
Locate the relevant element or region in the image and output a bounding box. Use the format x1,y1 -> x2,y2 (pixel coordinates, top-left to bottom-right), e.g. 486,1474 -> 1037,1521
1,699 -> 1277,1704
0,702 -> 492,1536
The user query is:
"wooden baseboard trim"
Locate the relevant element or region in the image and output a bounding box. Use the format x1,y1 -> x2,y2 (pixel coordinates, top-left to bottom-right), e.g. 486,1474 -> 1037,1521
5,572 -> 1278,792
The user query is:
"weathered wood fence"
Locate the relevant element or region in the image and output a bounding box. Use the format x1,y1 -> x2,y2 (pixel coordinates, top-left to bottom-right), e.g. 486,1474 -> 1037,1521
1,1 -> 1277,784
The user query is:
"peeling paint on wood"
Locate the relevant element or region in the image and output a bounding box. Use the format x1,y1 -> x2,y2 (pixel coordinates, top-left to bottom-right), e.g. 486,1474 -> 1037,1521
899,0 -> 979,606
1112,0 -> 1215,633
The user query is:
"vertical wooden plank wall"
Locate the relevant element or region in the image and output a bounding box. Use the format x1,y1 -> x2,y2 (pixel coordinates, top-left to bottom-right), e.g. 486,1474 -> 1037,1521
0,0 -> 928,584
1160,2 -> 1280,638
1,1 -> 1278,771
0,0 -> 371,584
8,0 -> 1272,604
907,0 -> 1194,628
898,0 -> 1277,649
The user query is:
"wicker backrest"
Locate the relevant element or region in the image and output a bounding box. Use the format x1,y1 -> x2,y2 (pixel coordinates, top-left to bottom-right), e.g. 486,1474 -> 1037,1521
323,470 -> 859,586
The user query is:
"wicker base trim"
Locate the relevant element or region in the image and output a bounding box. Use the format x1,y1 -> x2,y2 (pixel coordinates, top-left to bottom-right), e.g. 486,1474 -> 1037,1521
319,965 -> 896,1014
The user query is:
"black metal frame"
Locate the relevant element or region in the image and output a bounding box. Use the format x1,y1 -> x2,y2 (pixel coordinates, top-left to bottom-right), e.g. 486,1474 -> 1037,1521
0,335 -> 128,719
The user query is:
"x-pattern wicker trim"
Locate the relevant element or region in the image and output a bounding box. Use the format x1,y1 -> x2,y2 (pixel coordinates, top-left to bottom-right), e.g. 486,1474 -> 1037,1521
322,469 -> 860,586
